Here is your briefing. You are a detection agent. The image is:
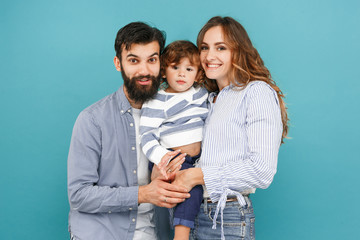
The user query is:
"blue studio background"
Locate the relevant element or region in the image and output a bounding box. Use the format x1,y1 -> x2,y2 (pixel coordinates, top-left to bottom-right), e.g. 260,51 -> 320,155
1,0 -> 359,239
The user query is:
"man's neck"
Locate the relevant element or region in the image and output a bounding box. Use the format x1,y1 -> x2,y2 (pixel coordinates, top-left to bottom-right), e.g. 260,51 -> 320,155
123,86 -> 142,109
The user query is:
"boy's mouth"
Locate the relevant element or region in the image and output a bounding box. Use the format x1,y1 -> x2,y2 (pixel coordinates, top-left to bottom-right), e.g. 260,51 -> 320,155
176,80 -> 186,84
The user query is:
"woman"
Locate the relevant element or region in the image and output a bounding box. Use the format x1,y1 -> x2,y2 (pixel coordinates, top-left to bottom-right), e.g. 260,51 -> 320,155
172,16 -> 289,239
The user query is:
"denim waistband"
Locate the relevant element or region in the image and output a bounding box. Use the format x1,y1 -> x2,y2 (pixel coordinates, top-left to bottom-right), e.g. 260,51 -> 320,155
202,195 -> 252,212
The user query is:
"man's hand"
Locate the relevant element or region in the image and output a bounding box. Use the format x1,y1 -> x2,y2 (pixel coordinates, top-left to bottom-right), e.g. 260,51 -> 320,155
138,177 -> 190,208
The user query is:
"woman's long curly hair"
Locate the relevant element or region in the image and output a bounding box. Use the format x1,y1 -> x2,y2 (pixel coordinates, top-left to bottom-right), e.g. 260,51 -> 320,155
197,16 -> 289,142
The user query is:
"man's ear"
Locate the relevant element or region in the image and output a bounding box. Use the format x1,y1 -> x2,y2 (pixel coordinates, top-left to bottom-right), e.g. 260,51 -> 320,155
114,56 -> 121,72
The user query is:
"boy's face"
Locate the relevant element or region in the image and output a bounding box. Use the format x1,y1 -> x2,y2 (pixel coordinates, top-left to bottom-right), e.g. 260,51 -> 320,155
164,58 -> 198,93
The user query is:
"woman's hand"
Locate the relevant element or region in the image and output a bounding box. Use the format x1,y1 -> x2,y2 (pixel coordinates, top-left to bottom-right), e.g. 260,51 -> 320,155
172,168 -> 205,192
151,152 -> 186,180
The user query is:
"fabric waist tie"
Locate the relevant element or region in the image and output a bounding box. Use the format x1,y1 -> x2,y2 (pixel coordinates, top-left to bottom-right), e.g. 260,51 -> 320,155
211,189 -> 248,240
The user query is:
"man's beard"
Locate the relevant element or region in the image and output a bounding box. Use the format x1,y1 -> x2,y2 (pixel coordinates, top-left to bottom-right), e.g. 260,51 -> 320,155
121,67 -> 160,104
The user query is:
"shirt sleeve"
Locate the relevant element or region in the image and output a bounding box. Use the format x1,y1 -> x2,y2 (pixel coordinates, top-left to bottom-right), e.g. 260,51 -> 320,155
67,111 -> 139,213
140,102 -> 170,165
202,83 -> 283,202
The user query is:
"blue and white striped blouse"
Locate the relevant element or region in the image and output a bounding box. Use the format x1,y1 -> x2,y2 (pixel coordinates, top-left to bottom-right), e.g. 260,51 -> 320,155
200,81 -> 283,205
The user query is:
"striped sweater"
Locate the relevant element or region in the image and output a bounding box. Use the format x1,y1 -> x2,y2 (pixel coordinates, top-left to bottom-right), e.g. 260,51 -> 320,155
140,87 -> 208,165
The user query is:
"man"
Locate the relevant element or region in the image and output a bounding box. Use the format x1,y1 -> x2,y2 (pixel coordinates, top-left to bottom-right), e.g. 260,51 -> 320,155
67,22 -> 189,240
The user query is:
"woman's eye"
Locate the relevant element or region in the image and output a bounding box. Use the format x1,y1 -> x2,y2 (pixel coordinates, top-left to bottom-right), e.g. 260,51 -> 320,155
217,46 -> 226,51
200,45 -> 208,51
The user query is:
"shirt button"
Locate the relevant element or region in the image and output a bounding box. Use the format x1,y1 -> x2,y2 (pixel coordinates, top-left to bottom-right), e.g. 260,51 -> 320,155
128,109 -> 131,112
130,123 -> 134,127
132,218 -> 136,222
131,147 -> 135,150
129,208 -> 133,210
108,211 -> 112,214
120,110 -> 124,113
133,170 -> 136,174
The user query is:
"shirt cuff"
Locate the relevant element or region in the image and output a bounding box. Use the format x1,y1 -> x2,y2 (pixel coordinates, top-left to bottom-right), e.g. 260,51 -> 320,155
202,166 -> 227,202
115,185 -> 139,211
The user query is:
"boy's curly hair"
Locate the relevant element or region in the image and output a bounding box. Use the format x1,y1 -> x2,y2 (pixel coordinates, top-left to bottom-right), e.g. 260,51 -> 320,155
160,40 -> 204,88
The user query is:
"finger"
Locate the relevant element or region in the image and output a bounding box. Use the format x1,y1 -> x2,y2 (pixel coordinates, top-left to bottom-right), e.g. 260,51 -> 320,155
164,192 -> 190,202
164,150 -> 181,164
161,196 -> 186,205
167,154 -> 186,170
161,202 -> 177,208
155,179 -> 190,197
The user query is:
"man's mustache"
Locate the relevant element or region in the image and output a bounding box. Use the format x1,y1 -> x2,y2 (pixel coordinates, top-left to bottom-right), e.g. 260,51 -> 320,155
133,75 -> 156,82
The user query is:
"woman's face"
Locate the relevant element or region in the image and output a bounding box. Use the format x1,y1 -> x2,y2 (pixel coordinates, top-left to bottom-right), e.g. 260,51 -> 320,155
199,26 -> 232,89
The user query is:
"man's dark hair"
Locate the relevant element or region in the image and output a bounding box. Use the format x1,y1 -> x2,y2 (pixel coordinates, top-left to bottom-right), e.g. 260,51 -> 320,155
114,22 -> 166,60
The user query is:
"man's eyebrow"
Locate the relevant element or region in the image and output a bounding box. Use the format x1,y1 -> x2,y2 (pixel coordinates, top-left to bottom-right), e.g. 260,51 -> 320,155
126,54 -> 138,58
149,52 -> 159,57
126,52 -> 159,58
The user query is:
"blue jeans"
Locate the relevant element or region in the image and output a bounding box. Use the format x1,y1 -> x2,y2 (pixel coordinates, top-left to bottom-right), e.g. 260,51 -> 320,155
150,151 -> 203,229
190,196 -> 255,240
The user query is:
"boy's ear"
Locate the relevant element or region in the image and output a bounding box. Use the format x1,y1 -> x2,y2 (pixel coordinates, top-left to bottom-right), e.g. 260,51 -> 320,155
114,56 -> 121,72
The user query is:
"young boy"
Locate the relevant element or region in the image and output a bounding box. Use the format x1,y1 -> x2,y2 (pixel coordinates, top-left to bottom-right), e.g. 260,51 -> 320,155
140,40 -> 208,239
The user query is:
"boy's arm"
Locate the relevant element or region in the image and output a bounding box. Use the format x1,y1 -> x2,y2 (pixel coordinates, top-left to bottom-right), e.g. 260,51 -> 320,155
140,103 -> 171,165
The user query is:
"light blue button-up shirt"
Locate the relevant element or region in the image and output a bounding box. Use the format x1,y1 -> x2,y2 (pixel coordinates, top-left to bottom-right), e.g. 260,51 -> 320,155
67,86 -> 153,240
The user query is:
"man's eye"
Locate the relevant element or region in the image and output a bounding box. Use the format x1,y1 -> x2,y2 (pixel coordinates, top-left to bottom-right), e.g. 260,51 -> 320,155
149,58 -> 157,63
129,59 -> 138,63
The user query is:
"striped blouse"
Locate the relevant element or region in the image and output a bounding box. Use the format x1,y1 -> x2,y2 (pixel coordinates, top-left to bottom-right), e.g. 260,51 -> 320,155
200,81 -> 283,225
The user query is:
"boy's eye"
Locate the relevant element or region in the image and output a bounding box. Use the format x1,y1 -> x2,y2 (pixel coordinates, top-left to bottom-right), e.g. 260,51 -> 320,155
171,65 -> 178,70
186,68 -> 194,72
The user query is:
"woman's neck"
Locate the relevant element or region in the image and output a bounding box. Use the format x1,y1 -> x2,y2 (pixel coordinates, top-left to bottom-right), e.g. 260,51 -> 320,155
216,78 -> 230,91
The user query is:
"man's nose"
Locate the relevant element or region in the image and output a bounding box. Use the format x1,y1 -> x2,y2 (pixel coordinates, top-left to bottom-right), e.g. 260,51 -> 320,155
137,62 -> 151,76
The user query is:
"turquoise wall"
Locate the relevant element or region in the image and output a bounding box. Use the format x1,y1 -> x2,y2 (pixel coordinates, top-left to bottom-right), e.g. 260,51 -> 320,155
1,0 -> 359,239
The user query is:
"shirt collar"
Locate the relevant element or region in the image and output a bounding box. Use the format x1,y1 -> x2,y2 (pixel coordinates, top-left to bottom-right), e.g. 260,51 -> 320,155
116,85 -> 132,115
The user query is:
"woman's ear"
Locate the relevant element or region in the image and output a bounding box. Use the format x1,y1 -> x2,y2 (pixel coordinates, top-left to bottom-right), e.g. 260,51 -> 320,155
114,56 -> 121,72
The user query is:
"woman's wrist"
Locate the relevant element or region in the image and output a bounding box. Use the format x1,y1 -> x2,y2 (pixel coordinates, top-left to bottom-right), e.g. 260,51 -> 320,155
188,168 -> 204,187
